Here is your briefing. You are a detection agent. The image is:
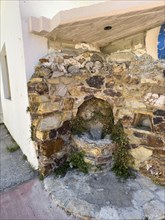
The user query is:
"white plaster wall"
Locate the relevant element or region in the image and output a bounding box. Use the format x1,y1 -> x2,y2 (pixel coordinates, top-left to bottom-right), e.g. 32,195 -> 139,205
0,1 -> 38,168
0,92 -> 3,123
19,0 -> 104,80
146,27 -> 160,59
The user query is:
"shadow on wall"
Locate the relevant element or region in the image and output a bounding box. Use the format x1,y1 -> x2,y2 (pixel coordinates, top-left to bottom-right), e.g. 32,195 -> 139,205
158,24 -> 165,59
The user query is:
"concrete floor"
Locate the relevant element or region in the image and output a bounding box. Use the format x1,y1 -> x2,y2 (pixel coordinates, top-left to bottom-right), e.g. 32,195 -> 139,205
0,124 -> 75,220
0,124 -> 36,191
0,178 -> 74,220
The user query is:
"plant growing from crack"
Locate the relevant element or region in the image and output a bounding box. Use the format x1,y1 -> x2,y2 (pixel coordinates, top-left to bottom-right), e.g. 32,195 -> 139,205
54,151 -> 90,176
6,143 -> 20,152
111,120 -> 135,179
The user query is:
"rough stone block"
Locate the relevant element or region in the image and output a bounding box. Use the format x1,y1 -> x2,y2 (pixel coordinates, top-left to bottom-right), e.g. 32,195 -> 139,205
130,146 -> 153,169
37,114 -> 62,131
37,102 -> 61,114
40,138 -> 64,158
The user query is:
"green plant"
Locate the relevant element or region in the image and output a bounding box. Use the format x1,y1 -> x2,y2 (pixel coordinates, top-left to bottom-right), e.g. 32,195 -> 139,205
30,125 -> 35,141
38,174 -> 44,181
6,143 -> 20,152
54,151 -> 90,176
26,106 -> 30,112
69,151 -> 89,173
111,120 -> 134,179
22,154 -> 27,160
54,162 -> 70,176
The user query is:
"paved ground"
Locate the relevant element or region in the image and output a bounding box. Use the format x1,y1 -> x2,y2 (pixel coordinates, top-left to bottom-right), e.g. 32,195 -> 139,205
0,178 -> 74,220
0,124 -> 36,191
0,124 -> 74,220
1,124 -> 164,220
44,170 -> 165,220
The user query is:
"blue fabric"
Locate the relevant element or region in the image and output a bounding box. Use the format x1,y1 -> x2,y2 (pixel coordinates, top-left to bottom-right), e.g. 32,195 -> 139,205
158,24 -> 165,59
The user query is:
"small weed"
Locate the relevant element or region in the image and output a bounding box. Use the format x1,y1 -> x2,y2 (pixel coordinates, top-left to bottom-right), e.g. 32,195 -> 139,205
22,154 -> 27,160
26,106 -> 30,113
30,125 -> 35,141
38,174 -> 44,181
54,151 -> 90,176
6,144 -> 20,153
54,162 -> 70,176
69,151 -> 90,174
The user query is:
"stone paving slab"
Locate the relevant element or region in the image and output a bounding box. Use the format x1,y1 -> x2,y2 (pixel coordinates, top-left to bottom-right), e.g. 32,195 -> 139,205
44,170 -> 165,220
0,124 -> 36,191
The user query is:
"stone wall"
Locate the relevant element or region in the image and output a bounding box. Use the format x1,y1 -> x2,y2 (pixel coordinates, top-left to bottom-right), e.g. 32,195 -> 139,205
27,49 -> 165,184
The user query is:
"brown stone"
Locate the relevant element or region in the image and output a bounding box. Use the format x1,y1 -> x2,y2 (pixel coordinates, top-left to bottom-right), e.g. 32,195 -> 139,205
105,82 -> 115,88
80,86 -> 101,94
39,164 -> 52,176
86,76 -> 104,89
57,121 -> 71,135
29,95 -> 50,103
39,58 -> 49,63
140,157 -> 165,185
35,66 -> 52,77
37,102 -> 61,114
154,122 -> 165,133
153,149 -> 165,159
142,135 -> 164,148
41,138 -> 64,157
28,78 -> 43,84
35,82 -> 49,95
121,115 -> 133,127
63,98 -> 74,110
78,58 -> 86,64
103,89 -> 122,97
91,53 -> 103,63
97,156 -> 112,164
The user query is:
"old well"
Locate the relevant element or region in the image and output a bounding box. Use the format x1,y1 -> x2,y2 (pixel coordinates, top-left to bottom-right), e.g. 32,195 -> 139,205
27,48 -> 165,184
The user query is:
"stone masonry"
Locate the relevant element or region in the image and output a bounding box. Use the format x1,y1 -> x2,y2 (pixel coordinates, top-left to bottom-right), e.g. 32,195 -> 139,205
27,49 -> 165,184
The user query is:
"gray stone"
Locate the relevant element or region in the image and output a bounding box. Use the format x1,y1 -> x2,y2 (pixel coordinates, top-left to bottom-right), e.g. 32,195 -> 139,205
133,189 -> 155,206
68,65 -> 80,74
135,175 -> 157,191
85,61 -> 94,71
143,200 -> 165,220
55,83 -> 68,96
98,206 -> 119,220
118,207 -> 144,220
66,199 -> 95,217
52,71 -> 64,77
89,122 -> 103,140
156,189 -> 165,203
38,114 -> 62,131
44,170 -> 165,220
